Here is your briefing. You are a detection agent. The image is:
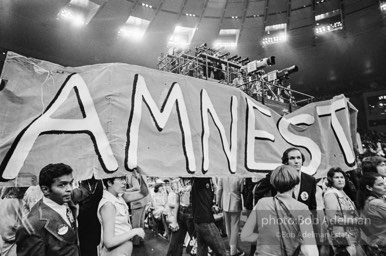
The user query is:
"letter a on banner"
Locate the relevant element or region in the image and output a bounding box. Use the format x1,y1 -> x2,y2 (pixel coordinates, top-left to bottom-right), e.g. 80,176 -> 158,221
0,73 -> 118,180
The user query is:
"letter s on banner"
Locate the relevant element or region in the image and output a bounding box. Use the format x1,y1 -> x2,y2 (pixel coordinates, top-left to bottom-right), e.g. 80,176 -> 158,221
278,114 -> 321,176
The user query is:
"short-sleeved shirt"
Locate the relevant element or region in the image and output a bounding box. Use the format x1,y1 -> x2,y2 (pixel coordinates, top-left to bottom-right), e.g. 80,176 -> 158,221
254,194 -> 314,256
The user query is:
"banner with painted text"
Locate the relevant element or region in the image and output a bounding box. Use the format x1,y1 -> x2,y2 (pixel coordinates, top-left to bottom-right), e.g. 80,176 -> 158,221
0,52 -> 357,186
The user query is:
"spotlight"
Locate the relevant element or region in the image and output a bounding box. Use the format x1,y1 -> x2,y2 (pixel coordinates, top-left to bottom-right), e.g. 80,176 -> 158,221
277,65 -> 299,79
218,52 -> 230,59
233,56 -> 242,62
196,43 -> 207,48
241,57 -> 250,64
228,55 -> 239,61
245,56 -> 275,73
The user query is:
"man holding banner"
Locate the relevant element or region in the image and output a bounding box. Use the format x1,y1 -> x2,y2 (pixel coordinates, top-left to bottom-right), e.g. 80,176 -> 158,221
192,178 -> 227,256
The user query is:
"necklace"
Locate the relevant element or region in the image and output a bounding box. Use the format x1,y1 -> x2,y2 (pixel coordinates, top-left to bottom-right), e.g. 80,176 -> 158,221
87,180 -> 99,195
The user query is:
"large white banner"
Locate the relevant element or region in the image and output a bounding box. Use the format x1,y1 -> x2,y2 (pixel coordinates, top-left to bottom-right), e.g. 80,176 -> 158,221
0,52 -> 358,185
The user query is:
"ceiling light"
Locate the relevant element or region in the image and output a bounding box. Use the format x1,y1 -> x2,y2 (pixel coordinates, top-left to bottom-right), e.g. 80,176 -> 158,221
314,10 -> 343,35
168,26 -> 196,49
262,23 -> 287,45
57,0 -> 100,27
118,16 -> 150,41
381,1 -> 386,12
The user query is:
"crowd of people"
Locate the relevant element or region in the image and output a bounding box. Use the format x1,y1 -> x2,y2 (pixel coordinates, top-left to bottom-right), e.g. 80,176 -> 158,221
1,142 -> 386,256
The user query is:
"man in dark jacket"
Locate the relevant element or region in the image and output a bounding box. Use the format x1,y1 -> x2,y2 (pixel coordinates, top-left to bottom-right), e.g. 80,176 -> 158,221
191,177 -> 227,256
16,163 -> 79,256
254,147 -> 317,210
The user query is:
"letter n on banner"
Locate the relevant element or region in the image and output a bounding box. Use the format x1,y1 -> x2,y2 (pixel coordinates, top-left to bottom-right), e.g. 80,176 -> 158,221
200,89 -> 238,174
0,73 -> 118,180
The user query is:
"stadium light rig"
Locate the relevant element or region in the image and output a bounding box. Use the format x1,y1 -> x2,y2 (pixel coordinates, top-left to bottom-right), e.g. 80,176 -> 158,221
141,3 -> 153,8
214,29 -> 239,49
57,0 -> 100,27
314,9 -> 343,35
213,41 -> 237,49
262,23 -> 287,45
381,1 -> 386,12
118,16 -> 150,41
168,26 -> 196,49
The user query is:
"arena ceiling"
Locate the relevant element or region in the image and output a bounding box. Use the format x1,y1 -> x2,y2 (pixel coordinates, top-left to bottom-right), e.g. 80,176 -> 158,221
0,0 -> 385,99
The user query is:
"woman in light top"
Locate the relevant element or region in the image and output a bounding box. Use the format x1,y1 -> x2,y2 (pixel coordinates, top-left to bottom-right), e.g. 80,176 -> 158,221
323,167 -> 365,256
98,173 -> 148,256
241,165 -> 317,256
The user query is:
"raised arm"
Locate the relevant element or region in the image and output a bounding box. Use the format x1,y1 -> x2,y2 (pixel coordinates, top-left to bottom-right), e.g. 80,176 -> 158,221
216,178 -> 223,208
122,174 -> 149,203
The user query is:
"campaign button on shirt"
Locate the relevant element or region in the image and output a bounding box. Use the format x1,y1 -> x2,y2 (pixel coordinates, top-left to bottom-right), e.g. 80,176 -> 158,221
300,191 -> 309,201
58,224 -> 69,235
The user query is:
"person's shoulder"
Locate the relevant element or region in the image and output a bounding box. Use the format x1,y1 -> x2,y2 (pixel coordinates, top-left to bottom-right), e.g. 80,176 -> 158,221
255,173 -> 271,183
368,197 -> 386,207
323,188 -> 336,198
301,172 -> 316,182
255,197 -> 273,206
290,199 -> 311,212
22,202 -> 45,234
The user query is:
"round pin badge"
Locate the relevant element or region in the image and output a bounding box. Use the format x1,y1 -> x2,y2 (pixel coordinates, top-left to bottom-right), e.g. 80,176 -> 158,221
58,224 -> 69,236
300,191 -> 309,201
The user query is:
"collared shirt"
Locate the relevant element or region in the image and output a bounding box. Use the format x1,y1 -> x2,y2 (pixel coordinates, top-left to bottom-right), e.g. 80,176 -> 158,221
43,197 -> 71,226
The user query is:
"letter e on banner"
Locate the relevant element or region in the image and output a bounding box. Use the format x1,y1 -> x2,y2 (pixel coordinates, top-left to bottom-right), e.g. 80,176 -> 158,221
245,98 -> 278,171
278,114 -> 321,175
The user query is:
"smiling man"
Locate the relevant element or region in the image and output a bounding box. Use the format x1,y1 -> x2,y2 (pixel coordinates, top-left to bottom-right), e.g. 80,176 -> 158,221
16,163 -> 79,256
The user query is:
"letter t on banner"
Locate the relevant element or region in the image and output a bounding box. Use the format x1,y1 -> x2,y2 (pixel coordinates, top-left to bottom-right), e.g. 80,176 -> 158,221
316,97 -> 356,167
